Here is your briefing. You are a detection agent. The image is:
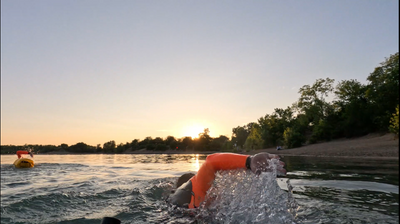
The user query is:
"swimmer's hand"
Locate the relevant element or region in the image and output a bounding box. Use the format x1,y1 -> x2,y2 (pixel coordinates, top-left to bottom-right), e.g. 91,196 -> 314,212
250,153 -> 286,176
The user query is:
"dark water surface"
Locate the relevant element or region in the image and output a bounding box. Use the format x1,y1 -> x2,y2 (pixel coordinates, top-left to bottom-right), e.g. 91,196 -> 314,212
1,154 -> 398,224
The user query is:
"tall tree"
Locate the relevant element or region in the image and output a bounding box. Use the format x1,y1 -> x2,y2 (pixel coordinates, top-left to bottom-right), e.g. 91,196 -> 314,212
297,77 -> 335,124
103,140 -> 116,153
165,136 -> 178,149
210,135 -> 229,151
295,78 -> 336,142
179,136 -> 194,151
231,125 -> 250,149
334,79 -> 372,137
244,124 -> 264,151
366,52 -> 399,131
197,128 -> 212,151
389,105 -> 399,137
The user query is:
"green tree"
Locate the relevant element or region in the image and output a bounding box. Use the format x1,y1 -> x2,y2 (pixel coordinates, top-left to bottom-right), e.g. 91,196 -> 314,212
333,79 -> 372,137
196,128 -> 212,151
103,140 -> 116,153
115,143 -> 125,153
68,142 -> 95,153
244,124 -> 264,151
297,78 -> 334,121
258,108 -> 293,147
389,105 -> 399,137
153,137 -> 164,145
179,137 -> 194,151
155,144 -> 168,151
258,115 -> 273,147
131,139 -> 139,150
366,52 -> 399,131
210,135 -> 229,151
335,79 -> 366,103
283,127 -> 305,149
231,125 -> 250,149
296,78 -> 335,142
96,144 -> 102,153
309,119 -> 332,143
165,136 -> 178,149
138,137 -> 153,149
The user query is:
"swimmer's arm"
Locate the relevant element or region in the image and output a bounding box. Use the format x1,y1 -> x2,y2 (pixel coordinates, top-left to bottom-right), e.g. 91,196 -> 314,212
205,153 -> 250,171
191,153 -> 250,195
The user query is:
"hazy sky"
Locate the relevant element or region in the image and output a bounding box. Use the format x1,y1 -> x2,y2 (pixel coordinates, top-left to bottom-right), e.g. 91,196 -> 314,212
1,0 -> 399,146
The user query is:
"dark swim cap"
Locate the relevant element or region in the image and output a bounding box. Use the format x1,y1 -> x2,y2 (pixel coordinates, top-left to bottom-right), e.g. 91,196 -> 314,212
176,173 -> 195,188
169,173 -> 195,207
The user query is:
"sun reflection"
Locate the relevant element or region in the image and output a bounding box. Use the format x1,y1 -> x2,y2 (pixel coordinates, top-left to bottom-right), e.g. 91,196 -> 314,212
192,154 -> 200,171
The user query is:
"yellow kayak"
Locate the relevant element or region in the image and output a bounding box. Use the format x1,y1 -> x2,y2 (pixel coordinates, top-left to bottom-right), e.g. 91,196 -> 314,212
14,158 -> 35,168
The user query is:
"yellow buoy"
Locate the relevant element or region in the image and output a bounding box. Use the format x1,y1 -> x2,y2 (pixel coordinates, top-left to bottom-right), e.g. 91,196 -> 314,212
13,158 -> 35,168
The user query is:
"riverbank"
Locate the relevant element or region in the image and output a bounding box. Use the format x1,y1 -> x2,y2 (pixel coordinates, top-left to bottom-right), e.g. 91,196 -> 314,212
42,133 -> 399,159
254,133 -> 399,160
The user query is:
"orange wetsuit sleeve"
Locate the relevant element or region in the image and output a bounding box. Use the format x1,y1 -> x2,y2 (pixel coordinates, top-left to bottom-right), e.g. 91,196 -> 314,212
188,153 -> 250,208
16,151 -> 29,158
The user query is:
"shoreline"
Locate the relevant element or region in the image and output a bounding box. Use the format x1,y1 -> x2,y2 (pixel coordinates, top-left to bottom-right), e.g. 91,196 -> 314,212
37,133 -> 399,160
253,133 -> 399,160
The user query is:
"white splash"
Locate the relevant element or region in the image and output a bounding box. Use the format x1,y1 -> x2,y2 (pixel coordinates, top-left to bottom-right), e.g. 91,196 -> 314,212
196,159 -> 298,224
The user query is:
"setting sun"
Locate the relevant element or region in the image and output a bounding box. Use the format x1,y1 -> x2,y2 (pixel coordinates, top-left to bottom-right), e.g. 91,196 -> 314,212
181,124 -> 205,139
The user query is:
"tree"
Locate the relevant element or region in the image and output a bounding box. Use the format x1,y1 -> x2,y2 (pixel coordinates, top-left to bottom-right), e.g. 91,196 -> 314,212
103,140 -> 116,153
179,136 -> 194,151
196,128 -> 212,151
116,143 -> 125,153
244,124 -> 264,151
389,105 -> 399,138
165,136 -> 178,150
283,127 -> 305,149
155,144 -> 168,151
131,139 -> 139,150
138,137 -> 153,149
231,125 -> 250,149
335,79 -> 366,104
366,52 -> 399,131
68,142 -> 95,153
333,79 -> 372,137
257,108 -> 293,148
297,77 -> 335,124
309,119 -> 332,143
60,143 -> 68,150
210,135 -> 230,151
295,78 -> 336,142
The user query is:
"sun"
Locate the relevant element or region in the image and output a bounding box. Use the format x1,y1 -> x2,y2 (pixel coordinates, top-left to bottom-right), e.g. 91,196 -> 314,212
181,124 -> 205,139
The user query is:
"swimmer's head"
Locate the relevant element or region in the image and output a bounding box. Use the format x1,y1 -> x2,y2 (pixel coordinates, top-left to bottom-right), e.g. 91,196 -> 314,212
170,173 -> 195,194
176,173 -> 195,188
168,173 -> 195,206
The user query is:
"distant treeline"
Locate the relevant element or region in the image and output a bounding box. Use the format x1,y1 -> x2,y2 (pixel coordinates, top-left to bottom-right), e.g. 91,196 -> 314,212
1,52 -> 398,155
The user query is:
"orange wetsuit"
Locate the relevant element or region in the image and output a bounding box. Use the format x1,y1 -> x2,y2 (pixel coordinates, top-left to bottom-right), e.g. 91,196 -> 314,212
16,150 -> 32,159
169,153 -> 251,208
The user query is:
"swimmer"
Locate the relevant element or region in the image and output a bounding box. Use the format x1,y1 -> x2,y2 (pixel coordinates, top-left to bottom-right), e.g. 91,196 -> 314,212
168,152 -> 286,208
100,152 -> 285,224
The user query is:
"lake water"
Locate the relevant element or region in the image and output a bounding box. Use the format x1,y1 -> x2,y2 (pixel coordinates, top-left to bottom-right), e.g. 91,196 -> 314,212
1,154 -> 398,224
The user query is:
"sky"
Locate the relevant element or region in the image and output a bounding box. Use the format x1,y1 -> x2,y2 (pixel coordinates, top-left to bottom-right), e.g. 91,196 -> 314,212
1,0 -> 399,146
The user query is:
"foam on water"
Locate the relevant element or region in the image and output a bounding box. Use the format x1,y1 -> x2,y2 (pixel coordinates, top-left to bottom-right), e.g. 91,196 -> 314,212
194,159 -> 298,224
